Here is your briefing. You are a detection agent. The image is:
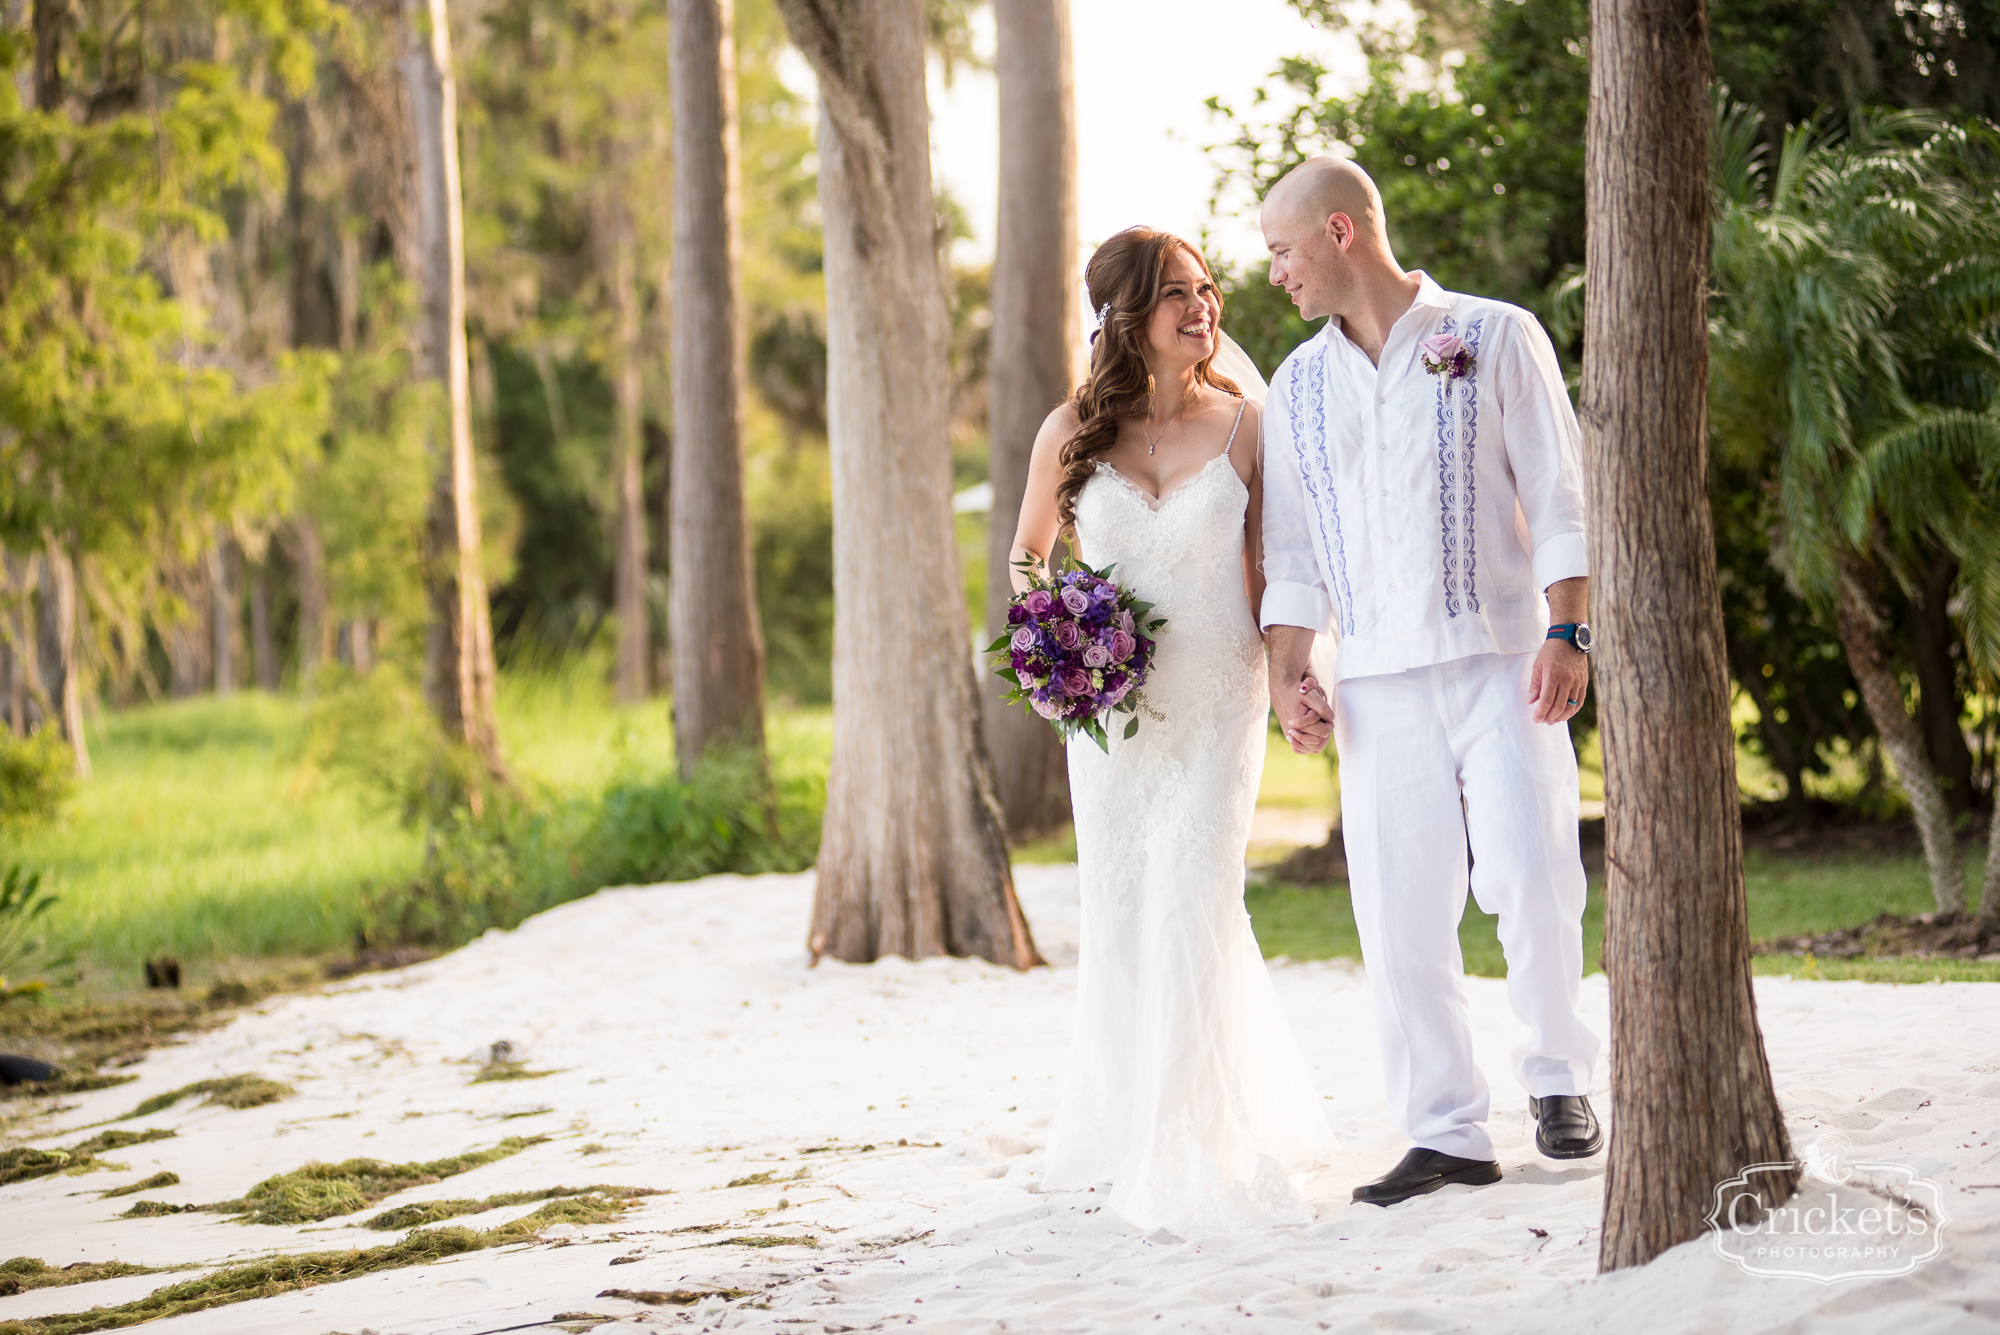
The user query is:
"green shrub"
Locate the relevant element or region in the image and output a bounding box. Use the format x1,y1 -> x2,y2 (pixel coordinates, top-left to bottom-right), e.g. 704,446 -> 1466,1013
0,730 -> 74,833
0,865 -> 65,1001
359,746 -> 821,949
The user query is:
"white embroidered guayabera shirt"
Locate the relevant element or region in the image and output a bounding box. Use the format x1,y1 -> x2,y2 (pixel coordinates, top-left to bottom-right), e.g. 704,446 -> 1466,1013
1258,272 -> 1588,680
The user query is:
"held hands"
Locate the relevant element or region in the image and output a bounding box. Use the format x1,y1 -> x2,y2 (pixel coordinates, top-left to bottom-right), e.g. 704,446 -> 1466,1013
1275,674 -> 1335,755
1529,639 -> 1589,725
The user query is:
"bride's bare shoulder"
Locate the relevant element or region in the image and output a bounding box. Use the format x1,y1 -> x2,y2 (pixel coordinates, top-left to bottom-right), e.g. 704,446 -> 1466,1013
1033,400 -> 1086,457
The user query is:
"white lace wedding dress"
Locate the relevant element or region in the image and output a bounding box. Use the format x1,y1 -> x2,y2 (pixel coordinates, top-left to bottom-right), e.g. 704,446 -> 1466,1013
1042,414 -> 1336,1236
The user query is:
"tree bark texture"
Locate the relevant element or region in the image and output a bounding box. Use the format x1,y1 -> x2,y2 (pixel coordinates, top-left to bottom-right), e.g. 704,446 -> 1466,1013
292,516 -> 330,682
595,149 -> 650,705
210,531 -> 236,697
1907,555 -> 1975,810
39,537 -> 89,776
404,0 -> 503,772
1585,0 -> 1793,1271
1835,572 -> 1966,914
3,551 -> 39,735
980,0 -> 1078,840
249,560 -> 277,691
775,0 -> 1041,969
669,0 -> 766,771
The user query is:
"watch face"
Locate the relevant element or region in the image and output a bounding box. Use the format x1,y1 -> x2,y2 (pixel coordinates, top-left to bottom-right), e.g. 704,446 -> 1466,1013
1574,623 -> 1593,653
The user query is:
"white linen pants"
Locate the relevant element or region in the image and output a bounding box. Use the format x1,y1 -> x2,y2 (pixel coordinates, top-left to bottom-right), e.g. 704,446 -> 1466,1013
1333,649 -> 1600,1162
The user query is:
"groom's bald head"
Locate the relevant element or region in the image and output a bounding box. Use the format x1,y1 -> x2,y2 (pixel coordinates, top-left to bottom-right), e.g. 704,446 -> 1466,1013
1260,157 -> 1400,323
1263,157 -> 1388,247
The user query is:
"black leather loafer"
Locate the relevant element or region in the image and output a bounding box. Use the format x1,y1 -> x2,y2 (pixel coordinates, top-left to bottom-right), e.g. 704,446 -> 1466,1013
0,1054 -> 58,1086
1351,1147 -> 1502,1207
1529,1094 -> 1603,1159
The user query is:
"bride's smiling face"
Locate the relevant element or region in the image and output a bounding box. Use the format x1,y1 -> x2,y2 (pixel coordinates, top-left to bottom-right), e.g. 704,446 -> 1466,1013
1141,247 -> 1221,372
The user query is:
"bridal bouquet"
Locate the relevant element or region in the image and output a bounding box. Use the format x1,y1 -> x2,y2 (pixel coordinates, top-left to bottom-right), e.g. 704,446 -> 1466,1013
987,558 -> 1164,752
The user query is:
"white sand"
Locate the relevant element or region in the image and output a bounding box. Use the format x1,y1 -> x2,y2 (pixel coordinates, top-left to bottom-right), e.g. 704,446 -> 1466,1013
4,866 -> 1997,1334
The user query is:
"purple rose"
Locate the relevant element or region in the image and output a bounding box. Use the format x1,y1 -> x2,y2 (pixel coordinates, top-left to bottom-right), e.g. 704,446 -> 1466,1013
1102,676 -> 1133,706
1032,694 -> 1060,719
1010,626 -> 1036,652
1053,620 -> 1083,651
1082,644 -> 1112,669
1110,629 -> 1136,663
1024,589 -> 1055,615
1420,332 -> 1474,379
1118,610 -> 1134,633
1061,587 -> 1090,615
1059,666 -> 1093,697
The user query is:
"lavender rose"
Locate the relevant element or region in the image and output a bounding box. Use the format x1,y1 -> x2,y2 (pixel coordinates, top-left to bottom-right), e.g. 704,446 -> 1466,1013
1082,644 -> 1112,669
1059,666 -> 1093,697
1024,589 -> 1055,616
1420,332 -> 1474,379
1117,609 -> 1134,633
1032,694 -> 1060,719
1110,628 -> 1136,663
1061,586 -> 1090,615
1053,620 -> 1083,651
1010,626 -> 1036,652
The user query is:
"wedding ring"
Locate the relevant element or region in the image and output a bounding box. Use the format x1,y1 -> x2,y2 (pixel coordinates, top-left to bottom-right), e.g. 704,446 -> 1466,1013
1565,698 -> 1579,706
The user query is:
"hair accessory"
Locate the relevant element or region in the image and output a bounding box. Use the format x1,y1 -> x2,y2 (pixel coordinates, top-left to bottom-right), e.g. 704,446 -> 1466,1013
1096,301 -> 1113,327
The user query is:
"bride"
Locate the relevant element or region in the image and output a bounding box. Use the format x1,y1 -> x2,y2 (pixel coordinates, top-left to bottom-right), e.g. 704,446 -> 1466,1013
1009,227 -> 1336,1234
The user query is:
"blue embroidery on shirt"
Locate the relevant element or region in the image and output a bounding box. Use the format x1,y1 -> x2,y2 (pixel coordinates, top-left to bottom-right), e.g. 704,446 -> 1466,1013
1435,316 -> 1487,616
1291,344 -> 1354,635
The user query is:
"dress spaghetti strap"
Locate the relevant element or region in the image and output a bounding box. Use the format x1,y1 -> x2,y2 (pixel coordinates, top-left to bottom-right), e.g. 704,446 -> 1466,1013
1222,398 -> 1248,457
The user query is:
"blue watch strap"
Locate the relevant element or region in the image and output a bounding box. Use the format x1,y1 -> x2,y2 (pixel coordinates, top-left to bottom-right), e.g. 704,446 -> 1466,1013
1547,623 -> 1580,646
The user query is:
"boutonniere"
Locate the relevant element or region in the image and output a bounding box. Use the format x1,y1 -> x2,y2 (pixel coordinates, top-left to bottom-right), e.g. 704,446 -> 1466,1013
1420,332 -> 1475,382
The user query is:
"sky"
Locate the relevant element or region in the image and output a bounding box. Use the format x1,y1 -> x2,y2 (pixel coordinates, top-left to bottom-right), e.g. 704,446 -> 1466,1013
923,0 -> 1380,271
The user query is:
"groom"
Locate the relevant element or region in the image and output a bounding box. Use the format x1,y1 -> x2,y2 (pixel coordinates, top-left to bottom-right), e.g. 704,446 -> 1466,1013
1258,157 -> 1603,1207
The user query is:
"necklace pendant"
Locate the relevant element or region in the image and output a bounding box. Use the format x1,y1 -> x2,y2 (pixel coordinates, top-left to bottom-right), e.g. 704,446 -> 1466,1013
1148,443 -> 1156,456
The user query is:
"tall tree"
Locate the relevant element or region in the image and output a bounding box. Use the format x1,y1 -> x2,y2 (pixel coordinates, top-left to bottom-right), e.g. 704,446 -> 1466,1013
980,0 -> 1077,840
403,0 -> 503,772
597,152 -> 650,705
1585,0 -> 1794,1269
669,0 -> 767,768
773,0 -> 1039,969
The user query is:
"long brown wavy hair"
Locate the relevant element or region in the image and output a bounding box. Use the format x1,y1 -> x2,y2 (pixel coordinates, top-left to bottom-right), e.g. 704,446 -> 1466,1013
1056,227 -> 1241,530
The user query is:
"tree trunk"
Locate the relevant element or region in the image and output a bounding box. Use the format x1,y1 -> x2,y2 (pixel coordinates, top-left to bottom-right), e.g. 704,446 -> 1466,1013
1836,572 -> 1966,914
210,531 -> 236,697
669,0 -> 766,770
249,559 -> 277,690
404,0 -> 503,773
31,0 -> 61,111
1585,0 -> 1793,1270
4,551 -> 34,735
774,0 -> 1040,969
39,536 -> 89,776
595,150 -> 649,705
981,0 -> 1077,840
293,516 -> 329,683
1907,554 -> 1975,811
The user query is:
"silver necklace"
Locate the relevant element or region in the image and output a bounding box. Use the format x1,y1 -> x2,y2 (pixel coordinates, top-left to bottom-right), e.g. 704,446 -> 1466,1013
1143,401 -> 1189,456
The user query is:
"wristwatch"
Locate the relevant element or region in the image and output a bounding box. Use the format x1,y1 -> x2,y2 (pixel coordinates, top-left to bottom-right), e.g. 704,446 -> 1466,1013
1547,622 -> 1592,654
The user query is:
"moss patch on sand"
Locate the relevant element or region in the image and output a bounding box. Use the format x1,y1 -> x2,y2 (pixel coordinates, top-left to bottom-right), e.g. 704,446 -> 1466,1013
124,1075 -> 294,1118
201,1135 -> 551,1226
4,1190 -> 657,1334
364,1184 -> 660,1230
100,1171 -> 179,1199
0,1129 -> 174,1186
0,1258 -> 175,1297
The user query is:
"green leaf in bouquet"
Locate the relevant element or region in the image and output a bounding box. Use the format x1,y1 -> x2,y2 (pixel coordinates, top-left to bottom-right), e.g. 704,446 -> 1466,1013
986,633 -> 1014,654
1122,716 -> 1139,740
1085,718 -> 1109,754
998,668 -> 1020,686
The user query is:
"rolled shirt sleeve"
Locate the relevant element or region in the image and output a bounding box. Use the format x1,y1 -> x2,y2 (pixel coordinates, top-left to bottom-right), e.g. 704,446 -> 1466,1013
1257,355 -> 1335,634
1498,312 -> 1589,591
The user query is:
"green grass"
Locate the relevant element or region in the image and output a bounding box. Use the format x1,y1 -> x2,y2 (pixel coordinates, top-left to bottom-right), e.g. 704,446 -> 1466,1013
10,694 -> 423,987
1250,847 -> 2000,983
10,669 -> 834,991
